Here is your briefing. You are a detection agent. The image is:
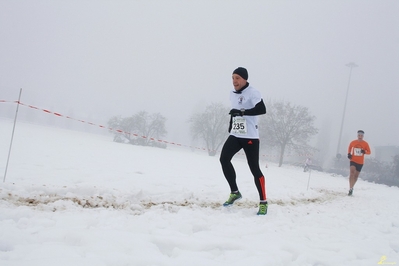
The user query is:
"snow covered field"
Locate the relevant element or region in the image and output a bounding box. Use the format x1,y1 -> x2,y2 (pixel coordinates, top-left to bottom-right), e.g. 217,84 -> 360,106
0,118 -> 398,266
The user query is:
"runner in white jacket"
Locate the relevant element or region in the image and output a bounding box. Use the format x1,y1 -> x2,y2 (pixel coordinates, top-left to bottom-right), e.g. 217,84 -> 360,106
220,67 -> 268,215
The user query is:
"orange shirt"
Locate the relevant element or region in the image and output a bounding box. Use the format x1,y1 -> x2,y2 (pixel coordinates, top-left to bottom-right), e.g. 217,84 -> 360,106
348,140 -> 371,165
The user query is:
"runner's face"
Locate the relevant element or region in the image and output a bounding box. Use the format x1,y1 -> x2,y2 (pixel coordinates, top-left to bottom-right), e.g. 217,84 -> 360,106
357,133 -> 364,140
232,74 -> 247,91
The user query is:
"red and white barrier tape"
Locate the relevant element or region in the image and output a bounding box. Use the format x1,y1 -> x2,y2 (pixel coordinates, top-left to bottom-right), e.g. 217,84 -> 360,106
1,100 -> 313,158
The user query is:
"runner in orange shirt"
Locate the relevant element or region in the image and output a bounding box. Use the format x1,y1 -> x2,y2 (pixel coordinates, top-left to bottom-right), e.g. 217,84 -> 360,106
347,130 -> 371,196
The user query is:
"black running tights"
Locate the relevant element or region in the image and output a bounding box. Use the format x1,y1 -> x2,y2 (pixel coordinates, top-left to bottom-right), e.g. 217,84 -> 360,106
219,135 -> 266,201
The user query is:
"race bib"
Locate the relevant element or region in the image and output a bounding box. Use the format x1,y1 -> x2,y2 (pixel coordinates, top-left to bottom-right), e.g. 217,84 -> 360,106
231,117 -> 247,135
354,148 -> 363,156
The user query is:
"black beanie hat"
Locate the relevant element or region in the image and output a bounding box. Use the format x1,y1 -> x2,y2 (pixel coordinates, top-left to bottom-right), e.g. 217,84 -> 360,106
233,67 -> 248,80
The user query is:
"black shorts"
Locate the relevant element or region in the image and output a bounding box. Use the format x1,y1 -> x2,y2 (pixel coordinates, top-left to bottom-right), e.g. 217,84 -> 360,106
350,161 -> 363,172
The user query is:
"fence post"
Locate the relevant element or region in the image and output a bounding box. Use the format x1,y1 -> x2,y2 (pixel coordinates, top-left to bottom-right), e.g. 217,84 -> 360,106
306,168 -> 312,190
3,88 -> 22,183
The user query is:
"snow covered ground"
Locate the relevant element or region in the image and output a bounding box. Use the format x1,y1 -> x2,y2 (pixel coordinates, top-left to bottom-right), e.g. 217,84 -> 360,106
0,117 -> 398,266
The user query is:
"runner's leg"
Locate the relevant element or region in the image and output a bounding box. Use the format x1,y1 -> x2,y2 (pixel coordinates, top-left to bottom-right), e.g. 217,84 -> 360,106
349,165 -> 357,189
220,136 -> 242,192
241,139 -> 267,201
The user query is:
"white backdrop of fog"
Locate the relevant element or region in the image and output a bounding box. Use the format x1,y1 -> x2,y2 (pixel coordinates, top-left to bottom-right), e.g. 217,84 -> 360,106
1,1 -> 398,162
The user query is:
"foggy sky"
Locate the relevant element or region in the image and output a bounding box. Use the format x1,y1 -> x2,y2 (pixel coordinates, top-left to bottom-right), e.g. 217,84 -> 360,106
1,0 -> 398,156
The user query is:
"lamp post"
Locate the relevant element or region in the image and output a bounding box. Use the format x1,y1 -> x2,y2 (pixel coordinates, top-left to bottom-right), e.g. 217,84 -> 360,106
336,62 -> 358,159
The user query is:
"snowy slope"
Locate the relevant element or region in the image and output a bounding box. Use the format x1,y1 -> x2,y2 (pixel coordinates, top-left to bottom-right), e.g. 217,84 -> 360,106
0,118 -> 398,266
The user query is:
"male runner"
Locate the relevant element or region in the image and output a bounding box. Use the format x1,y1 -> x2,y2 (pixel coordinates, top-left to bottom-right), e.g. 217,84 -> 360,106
220,67 -> 268,215
347,130 -> 371,196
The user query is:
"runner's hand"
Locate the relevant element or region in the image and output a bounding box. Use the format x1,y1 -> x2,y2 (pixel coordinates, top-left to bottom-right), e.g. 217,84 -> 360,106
347,153 -> 352,159
229,109 -> 243,117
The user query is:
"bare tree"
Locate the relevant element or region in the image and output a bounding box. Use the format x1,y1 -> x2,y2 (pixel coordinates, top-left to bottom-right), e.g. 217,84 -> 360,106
131,111 -> 167,146
107,115 -> 125,142
108,111 -> 167,148
189,102 -> 229,156
260,100 -> 318,166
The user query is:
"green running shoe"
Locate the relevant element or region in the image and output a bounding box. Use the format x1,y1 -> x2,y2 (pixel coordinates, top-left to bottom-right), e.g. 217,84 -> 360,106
348,188 -> 353,196
257,202 -> 268,215
223,192 -> 242,206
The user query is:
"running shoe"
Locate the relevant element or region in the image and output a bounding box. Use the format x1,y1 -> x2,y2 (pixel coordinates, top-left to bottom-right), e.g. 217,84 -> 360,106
257,202 -> 268,215
223,192 -> 242,206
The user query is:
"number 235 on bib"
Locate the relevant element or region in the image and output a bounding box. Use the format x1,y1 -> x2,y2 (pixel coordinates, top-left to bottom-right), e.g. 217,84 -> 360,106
231,117 -> 247,135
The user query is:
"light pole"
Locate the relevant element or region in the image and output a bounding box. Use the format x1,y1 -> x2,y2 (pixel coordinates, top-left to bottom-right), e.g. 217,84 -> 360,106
336,62 -> 358,159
